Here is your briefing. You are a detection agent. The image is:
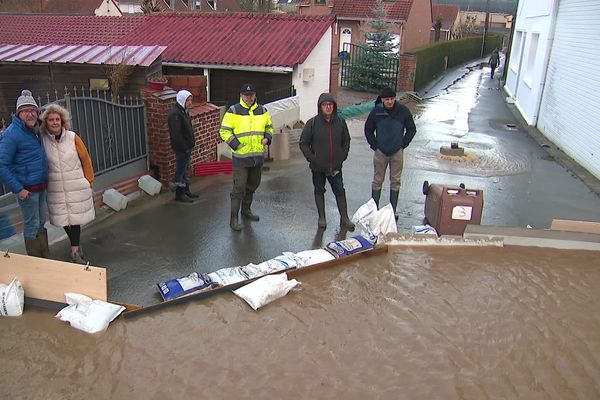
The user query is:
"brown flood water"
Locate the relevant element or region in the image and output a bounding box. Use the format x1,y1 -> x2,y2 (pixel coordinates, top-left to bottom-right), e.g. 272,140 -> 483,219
2,246 -> 600,399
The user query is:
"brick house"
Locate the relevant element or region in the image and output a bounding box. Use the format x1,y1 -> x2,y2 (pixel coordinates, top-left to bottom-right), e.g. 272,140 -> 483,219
431,3 -> 461,41
297,0 -> 433,55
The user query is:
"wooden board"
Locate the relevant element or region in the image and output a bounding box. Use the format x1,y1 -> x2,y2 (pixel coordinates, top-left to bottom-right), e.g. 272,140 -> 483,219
0,251 -> 107,303
550,219 -> 600,235
123,245 -> 388,319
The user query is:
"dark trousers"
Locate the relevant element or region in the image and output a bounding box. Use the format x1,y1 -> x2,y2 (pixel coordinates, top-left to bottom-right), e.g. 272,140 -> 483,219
172,150 -> 191,186
231,165 -> 262,202
312,169 -> 345,197
64,225 -> 81,246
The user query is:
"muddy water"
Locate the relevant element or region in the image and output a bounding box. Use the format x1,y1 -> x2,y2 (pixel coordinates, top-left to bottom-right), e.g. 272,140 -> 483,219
2,246 -> 600,399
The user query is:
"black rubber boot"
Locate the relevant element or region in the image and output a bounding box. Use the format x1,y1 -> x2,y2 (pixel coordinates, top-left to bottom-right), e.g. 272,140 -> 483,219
371,188 -> 381,208
335,195 -> 355,231
390,190 -> 400,221
24,237 -> 43,257
185,183 -> 199,199
37,228 -> 51,258
175,187 -> 193,203
241,196 -> 259,221
314,193 -> 326,229
230,198 -> 242,231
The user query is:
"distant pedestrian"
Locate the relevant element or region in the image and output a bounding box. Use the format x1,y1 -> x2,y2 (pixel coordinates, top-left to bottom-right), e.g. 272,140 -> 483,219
219,83 -> 273,231
299,93 -> 354,231
168,90 -> 198,203
489,48 -> 500,79
0,89 -> 50,257
364,87 -> 416,220
41,104 -> 95,264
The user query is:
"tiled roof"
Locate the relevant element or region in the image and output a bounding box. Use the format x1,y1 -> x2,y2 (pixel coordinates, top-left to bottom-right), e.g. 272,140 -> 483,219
332,0 -> 414,21
0,44 -> 166,66
432,4 -> 459,29
0,0 -> 108,14
119,13 -> 333,67
0,13 -> 334,68
0,16 -> 142,44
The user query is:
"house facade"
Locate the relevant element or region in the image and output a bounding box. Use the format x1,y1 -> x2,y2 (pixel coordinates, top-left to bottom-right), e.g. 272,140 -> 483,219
505,0 -> 600,179
431,3 -> 460,41
298,0 -> 432,55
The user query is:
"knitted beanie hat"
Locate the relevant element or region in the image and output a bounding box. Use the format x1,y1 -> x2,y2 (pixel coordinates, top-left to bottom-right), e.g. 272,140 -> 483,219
379,87 -> 396,98
16,90 -> 39,113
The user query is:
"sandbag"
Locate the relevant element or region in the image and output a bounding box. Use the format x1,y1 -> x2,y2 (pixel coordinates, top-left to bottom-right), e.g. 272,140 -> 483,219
55,293 -> 124,334
233,273 -> 300,311
0,278 -> 24,317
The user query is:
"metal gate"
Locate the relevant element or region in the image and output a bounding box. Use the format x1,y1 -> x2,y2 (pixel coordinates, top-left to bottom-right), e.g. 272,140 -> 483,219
0,88 -> 148,199
340,43 -> 399,92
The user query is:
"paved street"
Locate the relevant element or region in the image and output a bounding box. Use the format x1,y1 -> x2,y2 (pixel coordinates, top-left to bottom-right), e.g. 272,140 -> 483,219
5,61 -> 600,307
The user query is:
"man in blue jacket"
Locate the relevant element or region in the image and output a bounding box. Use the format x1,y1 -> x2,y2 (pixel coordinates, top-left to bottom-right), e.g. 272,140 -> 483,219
364,87 -> 416,220
0,90 -> 50,257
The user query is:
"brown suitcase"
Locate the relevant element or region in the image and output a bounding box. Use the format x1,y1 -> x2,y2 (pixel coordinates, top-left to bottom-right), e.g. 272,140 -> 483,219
423,181 -> 484,236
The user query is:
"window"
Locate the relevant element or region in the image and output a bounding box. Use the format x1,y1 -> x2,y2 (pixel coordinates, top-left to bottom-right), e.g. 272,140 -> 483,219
511,30 -> 523,72
207,0 -> 216,10
315,0 -> 326,4
89,78 -> 109,91
524,33 -> 539,87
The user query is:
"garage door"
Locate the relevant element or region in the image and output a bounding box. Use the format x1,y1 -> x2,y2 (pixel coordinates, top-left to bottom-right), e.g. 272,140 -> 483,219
537,0 -> 600,179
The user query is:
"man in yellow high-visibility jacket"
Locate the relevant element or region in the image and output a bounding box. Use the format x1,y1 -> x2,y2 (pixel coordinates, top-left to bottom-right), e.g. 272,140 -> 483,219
219,83 -> 273,231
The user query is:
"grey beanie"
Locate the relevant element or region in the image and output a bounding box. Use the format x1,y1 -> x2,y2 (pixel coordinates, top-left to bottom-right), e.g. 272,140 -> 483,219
16,90 -> 39,113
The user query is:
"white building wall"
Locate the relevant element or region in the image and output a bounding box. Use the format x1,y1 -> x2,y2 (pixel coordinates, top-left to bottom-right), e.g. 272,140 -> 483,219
504,0 -> 557,125
537,0 -> 600,179
95,0 -> 123,16
292,26 -> 332,123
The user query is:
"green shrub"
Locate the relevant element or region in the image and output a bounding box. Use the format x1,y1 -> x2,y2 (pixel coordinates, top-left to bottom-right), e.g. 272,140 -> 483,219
410,34 -> 502,89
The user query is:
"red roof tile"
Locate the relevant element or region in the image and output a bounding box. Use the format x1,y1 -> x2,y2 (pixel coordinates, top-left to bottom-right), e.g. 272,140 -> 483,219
0,13 -> 334,68
332,0 -> 414,21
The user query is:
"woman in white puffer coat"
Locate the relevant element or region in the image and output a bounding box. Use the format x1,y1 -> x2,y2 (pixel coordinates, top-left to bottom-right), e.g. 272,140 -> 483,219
41,104 -> 95,264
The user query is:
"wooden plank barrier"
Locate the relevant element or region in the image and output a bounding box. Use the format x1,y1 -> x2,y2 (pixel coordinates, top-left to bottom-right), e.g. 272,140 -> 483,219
0,251 -> 108,304
550,219 -> 600,235
193,161 -> 233,177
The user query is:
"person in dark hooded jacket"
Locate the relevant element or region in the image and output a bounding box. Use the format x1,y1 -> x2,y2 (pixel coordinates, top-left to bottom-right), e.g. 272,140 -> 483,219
299,93 -> 354,230
168,89 -> 198,203
364,87 -> 416,220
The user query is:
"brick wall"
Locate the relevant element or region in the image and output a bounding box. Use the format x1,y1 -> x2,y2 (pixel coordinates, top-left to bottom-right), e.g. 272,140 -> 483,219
398,54 -> 417,93
166,75 -> 208,104
141,87 -> 221,184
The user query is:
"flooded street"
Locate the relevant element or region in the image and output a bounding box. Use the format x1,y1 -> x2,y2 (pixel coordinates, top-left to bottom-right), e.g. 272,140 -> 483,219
3,63 -> 600,398
2,246 -> 600,399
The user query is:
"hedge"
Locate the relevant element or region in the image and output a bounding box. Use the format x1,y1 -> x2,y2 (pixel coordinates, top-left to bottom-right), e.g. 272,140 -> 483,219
409,34 -> 503,90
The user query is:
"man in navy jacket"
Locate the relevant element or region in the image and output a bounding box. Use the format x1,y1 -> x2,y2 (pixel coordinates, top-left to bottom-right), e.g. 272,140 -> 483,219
364,87 -> 416,220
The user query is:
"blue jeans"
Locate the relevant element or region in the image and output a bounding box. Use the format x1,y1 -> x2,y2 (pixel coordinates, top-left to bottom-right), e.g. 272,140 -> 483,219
312,169 -> 345,197
172,150 -> 191,186
17,190 -> 47,240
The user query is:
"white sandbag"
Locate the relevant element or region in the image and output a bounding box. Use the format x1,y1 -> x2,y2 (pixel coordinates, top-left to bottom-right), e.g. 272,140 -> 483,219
241,257 -> 293,279
0,278 -> 24,317
287,249 -> 335,268
55,293 -> 125,334
370,204 -> 398,240
207,267 -> 249,287
233,273 -> 300,311
351,198 -> 378,239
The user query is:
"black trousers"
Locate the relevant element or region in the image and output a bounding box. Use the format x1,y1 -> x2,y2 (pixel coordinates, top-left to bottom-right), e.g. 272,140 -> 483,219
64,225 -> 81,246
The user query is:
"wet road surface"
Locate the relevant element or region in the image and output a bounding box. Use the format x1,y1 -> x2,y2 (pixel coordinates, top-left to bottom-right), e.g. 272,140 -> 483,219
48,65 -> 600,307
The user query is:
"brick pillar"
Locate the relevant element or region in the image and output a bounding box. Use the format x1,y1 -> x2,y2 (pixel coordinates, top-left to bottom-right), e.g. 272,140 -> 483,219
330,59 -> 340,98
141,87 -> 221,185
397,54 -> 417,93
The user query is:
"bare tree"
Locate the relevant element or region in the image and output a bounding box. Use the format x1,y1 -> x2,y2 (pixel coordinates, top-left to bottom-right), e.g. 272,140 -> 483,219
104,48 -> 135,102
140,0 -> 160,15
238,0 -> 273,13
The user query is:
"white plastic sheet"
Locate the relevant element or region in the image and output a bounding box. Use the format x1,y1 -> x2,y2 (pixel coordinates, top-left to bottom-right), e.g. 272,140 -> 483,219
351,200 -> 397,242
55,293 -> 124,334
